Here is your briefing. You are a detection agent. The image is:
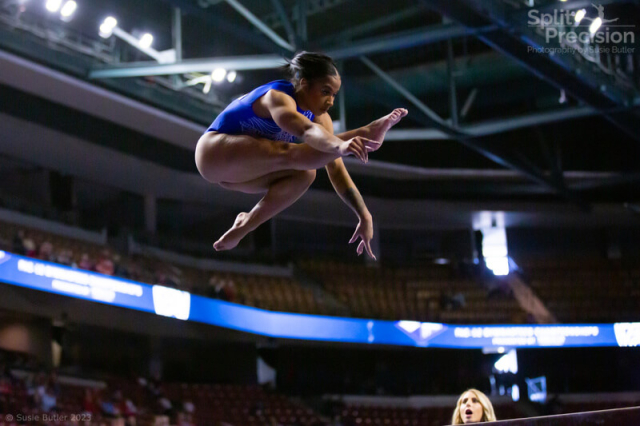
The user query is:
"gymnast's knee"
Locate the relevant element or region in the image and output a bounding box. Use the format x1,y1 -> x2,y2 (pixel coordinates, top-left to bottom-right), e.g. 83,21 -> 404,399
299,169 -> 317,188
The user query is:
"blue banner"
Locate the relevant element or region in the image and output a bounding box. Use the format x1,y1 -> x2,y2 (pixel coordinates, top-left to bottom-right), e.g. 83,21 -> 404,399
0,251 -> 638,349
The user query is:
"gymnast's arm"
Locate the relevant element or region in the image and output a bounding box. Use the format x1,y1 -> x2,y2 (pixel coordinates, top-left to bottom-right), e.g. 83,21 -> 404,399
258,90 -> 376,163
316,114 -> 376,259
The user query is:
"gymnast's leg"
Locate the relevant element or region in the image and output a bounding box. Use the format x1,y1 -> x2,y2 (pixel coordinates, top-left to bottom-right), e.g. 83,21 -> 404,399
214,169 -> 317,250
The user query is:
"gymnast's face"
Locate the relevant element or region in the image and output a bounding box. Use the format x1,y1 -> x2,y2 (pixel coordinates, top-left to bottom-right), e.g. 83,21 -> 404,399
460,391 -> 484,423
299,74 -> 341,117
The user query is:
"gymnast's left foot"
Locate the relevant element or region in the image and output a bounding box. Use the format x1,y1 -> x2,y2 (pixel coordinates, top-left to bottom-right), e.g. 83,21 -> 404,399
213,212 -> 255,251
366,108 -> 408,143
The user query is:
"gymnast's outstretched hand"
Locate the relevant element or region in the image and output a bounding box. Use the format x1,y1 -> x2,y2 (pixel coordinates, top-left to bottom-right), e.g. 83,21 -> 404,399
349,215 -> 376,260
338,137 -> 382,163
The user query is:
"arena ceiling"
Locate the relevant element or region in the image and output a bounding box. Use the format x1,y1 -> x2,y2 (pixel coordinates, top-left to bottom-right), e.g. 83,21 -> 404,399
0,0 -> 640,231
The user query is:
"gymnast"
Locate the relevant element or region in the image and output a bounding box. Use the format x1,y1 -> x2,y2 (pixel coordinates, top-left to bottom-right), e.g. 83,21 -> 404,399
195,51 -> 407,259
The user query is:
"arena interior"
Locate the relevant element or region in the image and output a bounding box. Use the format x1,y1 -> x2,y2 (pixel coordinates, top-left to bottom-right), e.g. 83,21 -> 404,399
0,0 -> 639,425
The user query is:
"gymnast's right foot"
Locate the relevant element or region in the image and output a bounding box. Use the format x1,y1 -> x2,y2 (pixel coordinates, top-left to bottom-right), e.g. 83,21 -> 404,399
213,212 -> 255,251
366,108 -> 408,142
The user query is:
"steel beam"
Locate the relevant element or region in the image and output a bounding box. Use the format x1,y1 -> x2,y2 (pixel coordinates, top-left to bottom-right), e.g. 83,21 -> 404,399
172,8 -> 182,62
89,55 -> 286,79
337,61 -> 347,132
296,0 -> 308,49
446,39 -> 459,127
316,6 -> 424,46
327,23 -> 496,60
571,173 -> 640,191
269,0 -> 296,47
224,0 -> 295,52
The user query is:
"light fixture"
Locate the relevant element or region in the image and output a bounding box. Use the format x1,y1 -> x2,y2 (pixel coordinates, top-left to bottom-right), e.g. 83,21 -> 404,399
99,16 -> 117,38
139,33 -> 154,49
226,70 -> 237,83
60,0 -> 76,19
211,68 -> 226,83
45,0 -> 62,12
574,9 -> 586,24
203,79 -> 212,94
558,89 -> 567,104
589,17 -> 602,35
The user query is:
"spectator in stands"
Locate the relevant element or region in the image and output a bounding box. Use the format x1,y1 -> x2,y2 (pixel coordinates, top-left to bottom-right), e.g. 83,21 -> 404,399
39,384 -> 59,413
78,253 -> 94,271
122,398 -> 138,426
176,411 -> 194,426
451,389 -> 496,424
38,241 -> 54,262
23,236 -> 37,257
100,394 -> 121,418
157,393 -> 173,417
56,248 -> 73,266
113,254 -> 130,278
96,250 -> 115,276
12,229 -> 26,255
82,388 -> 98,417
47,369 -> 61,397
113,389 -> 138,426
0,373 -> 12,413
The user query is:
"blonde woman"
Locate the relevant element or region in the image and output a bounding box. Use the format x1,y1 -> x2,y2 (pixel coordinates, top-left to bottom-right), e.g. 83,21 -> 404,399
451,389 -> 497,424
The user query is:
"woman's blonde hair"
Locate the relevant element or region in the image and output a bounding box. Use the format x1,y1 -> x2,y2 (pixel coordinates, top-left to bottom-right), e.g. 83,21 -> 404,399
451,389 -> 497,424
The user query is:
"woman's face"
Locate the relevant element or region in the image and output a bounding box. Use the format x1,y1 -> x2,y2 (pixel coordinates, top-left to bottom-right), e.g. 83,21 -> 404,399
299,74 -> 341,116
460,391 -> 484,424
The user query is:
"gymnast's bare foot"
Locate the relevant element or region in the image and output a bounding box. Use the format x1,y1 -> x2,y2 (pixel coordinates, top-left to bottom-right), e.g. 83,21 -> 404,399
213,212 -> 255,251
366,108 -> 408,142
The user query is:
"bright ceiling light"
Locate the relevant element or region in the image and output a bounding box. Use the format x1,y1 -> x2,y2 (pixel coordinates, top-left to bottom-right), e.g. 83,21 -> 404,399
103,16 -> 117,28
139,33 -> 154,49
589,17 -> 602,35
45,0 -> 62,12
60,1 -> 77,18
211,68 -> 226,83
99,16 -> 117,38
574,9 -> 586,24
226,70 -> 237,83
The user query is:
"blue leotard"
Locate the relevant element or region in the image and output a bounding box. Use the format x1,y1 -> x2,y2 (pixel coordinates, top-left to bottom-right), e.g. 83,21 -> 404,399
206,80 -> 315,143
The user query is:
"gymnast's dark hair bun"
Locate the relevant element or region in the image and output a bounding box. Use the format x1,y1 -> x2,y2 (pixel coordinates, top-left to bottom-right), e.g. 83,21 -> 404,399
282,51 -> 339,89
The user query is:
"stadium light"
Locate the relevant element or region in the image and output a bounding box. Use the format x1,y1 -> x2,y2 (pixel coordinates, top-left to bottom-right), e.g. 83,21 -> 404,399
211,68 -> 226,83
60,1 -> 77,19
139,33 -> 154,49
574,9 -> 586,24
99,16 -> 117,38
226,70 -> 237,83
589,17 -> 602,35
45,0 -> 62,12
